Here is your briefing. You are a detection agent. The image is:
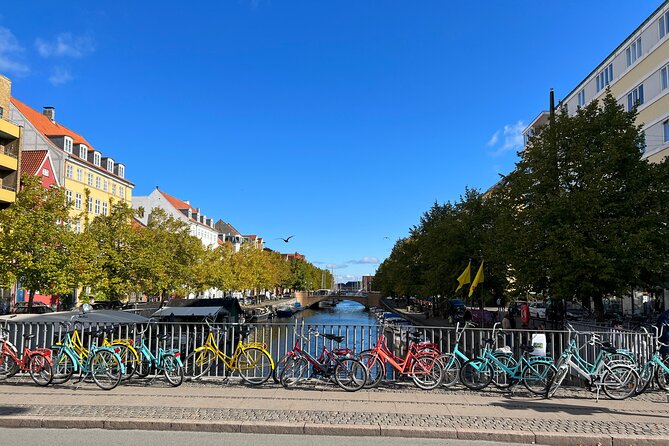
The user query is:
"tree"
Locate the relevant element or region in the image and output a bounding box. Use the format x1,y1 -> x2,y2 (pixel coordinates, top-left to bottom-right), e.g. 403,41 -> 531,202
0,175 -> 74,307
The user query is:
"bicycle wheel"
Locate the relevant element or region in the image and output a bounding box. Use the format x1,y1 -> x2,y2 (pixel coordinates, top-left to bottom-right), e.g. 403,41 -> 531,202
280,356 -> 308,388
273,352 -> 294,384
601,364 -> 638,400
162,354 -> 184,387
522,360 -> 556,395
135,349 -> 154,378
545,359 -> 569,399
183,349 -> 215,380
51,350 -> 75,385
114,344 -> 139,380
334,358 -> 367,392
436,354 -> 461,388
0,353 -> 18,379
491,353 -> 517,389
236,347 -> 273,385
656,357 -> 669,391
90,350 -> 123,391
358,351 -> 384,388
459,358 -> 492,390
28,353 -> 52,386
636,363 -> 655,395
411,355 -> 443,390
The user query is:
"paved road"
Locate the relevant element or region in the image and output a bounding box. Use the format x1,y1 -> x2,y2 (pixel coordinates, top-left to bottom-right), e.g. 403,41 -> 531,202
0,377 -> 668,445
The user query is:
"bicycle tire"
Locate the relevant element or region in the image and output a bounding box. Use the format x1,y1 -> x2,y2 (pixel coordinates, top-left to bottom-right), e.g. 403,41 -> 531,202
522,360 -> 556,395
114,344 -> 139,380
162,354 -> 184,387
656,356 -> 669,391
90,350 -> 122,391
236,347 -> 273,385
636,363 -> 655,395
459,358 -> 492,390
601,364 -> 638,400
273,352 -> 294,384
411,355 -> 443,390
491,353 -> 517,389
183,349 -> 215,380
0,353 -> 18,379
334,357 -> 367,392
51,350 -> 75,385
135,349 -> 154,378
280,356 -> 308,388
437,353 -> 461,388
358,351 -> 384,388
28,353 -> 52,386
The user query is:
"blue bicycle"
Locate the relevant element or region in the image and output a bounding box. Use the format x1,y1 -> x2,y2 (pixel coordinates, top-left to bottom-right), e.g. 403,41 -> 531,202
133,322 -> 184,387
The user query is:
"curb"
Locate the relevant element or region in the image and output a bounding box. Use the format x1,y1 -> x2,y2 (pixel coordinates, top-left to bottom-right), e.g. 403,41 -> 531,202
1,416 -> 669,445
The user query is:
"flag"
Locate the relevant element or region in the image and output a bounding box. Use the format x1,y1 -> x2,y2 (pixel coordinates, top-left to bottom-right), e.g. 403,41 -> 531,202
469,261 -> 485,297
455,261 -> 471,291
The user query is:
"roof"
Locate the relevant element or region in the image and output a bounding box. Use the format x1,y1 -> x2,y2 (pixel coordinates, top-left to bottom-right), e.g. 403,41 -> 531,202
20,150 -> 48,176
158,189 -> 195,213
0,309 -> 149,324
11,98 -> 93,147
151,306 -> 229,318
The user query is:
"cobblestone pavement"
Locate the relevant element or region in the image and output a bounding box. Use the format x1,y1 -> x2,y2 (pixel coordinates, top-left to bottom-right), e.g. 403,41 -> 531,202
0,376 -> 668,445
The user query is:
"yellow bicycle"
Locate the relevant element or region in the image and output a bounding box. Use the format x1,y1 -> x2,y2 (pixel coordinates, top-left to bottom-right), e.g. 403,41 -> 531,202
183,322 -> 274,385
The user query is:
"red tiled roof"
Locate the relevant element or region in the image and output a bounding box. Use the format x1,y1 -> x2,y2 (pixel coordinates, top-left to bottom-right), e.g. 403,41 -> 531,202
158,190 -> 196,213
11,98 -> 93,147
20,150 -> 48,176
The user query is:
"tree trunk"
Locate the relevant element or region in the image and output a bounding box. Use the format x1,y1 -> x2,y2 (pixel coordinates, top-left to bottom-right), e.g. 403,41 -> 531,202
593,295 -> 605,322
28,289 -> 35,309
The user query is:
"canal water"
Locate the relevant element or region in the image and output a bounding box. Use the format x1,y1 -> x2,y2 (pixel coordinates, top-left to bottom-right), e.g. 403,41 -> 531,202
288,300 -> 378,326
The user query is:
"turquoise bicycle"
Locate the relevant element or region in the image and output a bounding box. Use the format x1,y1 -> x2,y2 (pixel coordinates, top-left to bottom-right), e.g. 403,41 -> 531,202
635,325 -> 669,394
133,322 -> 184,387
459,323 -> 556,394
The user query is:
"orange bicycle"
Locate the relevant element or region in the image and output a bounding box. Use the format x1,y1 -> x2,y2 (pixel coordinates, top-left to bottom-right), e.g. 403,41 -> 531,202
359,333 -> 443,390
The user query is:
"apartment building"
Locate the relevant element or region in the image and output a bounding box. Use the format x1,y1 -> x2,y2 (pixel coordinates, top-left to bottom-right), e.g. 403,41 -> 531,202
524,0 -> 669,164
0,75 -> 21,209
10,99 -> 134,229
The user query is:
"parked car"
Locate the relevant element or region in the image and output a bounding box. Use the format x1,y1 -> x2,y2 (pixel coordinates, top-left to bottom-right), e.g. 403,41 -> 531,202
507,300 -> 527,317
12,302 -> 54,314
91,300 -> 123,310
565,302 -> 591,320
468,308 -> 495,326
445,299 -> 468,320
528,301 -> 546,319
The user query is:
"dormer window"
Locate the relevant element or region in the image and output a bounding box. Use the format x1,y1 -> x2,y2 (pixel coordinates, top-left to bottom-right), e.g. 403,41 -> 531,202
116,164 -> 125,179
79,144 -> 88,159
93,152 -> 101,166
106,158 -> 114,172
64,137 -> 73,154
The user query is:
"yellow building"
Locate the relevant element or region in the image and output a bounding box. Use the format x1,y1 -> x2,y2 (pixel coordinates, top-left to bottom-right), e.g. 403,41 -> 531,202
524,0 -> 669,164
10,98 -> 134,228
0,75 -> 21,209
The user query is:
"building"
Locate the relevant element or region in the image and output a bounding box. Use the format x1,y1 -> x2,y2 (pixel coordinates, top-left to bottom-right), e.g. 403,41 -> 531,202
215,219 -> 243,252
523,0 -> 669,164
243,234 -> 265,250
281,252 -> 305,261
133,187 -> 219,249
20,150 -> 59,189
10,98 -> 134,231
0,75 -> 21,210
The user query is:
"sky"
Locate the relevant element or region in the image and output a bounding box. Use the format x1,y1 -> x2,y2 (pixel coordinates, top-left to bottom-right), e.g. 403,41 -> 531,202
0,1 -> 664,283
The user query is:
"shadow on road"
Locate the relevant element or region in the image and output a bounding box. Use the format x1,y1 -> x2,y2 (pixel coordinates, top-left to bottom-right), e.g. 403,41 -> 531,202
0,405 -> 30,416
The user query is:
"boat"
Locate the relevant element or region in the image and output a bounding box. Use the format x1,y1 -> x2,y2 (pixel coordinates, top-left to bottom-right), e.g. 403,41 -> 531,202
247,306 -> 274,323
276,306 -> 296,318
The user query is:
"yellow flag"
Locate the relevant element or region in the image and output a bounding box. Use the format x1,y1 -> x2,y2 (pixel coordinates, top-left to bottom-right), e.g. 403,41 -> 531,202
455,261 -> 471,291
469,261 -> 485,297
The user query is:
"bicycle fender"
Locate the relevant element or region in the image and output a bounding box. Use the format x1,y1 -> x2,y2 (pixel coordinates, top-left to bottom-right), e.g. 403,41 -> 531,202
53,347 -> 81,372
164,349 -> 184,366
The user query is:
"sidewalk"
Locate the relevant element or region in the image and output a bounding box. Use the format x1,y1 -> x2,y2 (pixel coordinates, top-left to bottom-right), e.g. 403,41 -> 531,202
1,377 -> 668,445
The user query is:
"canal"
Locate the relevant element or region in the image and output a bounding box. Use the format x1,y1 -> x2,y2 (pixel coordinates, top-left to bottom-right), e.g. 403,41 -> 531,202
287,300 -> 378,326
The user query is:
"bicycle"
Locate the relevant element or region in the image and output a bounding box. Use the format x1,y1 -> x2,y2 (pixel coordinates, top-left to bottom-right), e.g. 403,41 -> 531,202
98,327 -> 141,380
545,323 -> 639,400
360,332 -> 443,390
131,322 -> 184,387
0,327 -> 53,386
459,323 -> 556,394
183,320 -> 273,385
51,313 -> 125,391
634,325 -> 669,395
279,328 -> 367,392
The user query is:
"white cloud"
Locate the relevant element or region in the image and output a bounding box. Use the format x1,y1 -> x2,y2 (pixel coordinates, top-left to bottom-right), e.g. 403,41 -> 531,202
35,33 -> 95,58
0,27 -> 29,76
49,66 -> 73,86
326,263 -> 348,270
347,257 -> 380,265
487,120 -> 526,156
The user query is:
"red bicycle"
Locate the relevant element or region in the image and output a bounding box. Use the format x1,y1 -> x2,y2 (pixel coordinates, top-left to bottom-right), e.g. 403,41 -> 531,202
360,333 -> 443,390
0,328 -> 53,386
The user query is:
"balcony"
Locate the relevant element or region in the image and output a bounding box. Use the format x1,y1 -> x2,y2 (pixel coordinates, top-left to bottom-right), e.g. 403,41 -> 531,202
0,119 -> 20,140
0,184 -> 16,205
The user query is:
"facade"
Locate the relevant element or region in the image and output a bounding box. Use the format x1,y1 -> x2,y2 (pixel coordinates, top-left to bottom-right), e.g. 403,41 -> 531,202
243,234 -> 265,250
0,75 -> 21,210
10,99 -> 134,231
215,219 -> 243,252
133,187 -> 219,249
20,150 -> 59,189
524,0 -> 669,164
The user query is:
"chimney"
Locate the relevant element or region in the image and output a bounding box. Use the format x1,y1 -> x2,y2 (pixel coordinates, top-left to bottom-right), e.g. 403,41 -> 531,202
43,106 -> 56,123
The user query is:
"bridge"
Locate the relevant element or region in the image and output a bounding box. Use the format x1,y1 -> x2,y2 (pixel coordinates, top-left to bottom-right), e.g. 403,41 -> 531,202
295,291 -> 381,309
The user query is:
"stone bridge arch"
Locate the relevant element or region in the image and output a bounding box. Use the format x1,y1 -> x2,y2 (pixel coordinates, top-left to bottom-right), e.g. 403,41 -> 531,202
295,291 -> 381,309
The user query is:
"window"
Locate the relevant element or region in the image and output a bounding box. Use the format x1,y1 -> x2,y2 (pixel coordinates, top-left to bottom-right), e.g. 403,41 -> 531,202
102,202 -> 108,216
95,199 -> 101,215
660,11 -> 669,38
93,152 -> 101,166
74,220 -> 81,234
42,168 -> 50,177
77,169 -> 83,182
66,165 -> 73,178
79,145 -> 87,159
75,193 -> 82,210
0,106 -> 3,119
112,184 -> 116,196
88,197 -> 93,213
664,120 -> 669,142
596,63 -> 614,92
66,190 -> 72,203
106,159 -> 114,172
626,38 -> 642,67
627,84 -> 644,110
87,173 -> 93,186
103,179 -> 108,192
117,165 -> 125,178
95,176 -> 101,189
578,89 -> 586,107
662,64 -> 669,91
120,186 -> 125,199
64,137 -> 73,154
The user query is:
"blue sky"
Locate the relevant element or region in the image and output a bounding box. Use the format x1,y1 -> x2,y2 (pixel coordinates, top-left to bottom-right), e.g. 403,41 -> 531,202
1,1 -> 663,283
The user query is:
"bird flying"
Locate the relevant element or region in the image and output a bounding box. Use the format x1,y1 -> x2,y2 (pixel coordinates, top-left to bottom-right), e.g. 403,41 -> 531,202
276,235 -> 294,243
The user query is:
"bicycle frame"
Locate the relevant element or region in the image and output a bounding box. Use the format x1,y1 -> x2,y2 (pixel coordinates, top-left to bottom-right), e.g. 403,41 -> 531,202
289,335 -> 352,375
1,335 -> 52,371
135,338 -> 182,370
196,328 -> 270,370
369,334 -> 435,375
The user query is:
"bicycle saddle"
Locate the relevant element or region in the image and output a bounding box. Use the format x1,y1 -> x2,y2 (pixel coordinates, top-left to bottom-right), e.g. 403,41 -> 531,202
519,344 -> 534,353
322,333 -> 344,343
157,333 -> 171,341
23,333 -> 36,340
601,345 -> 618,354
484,338 -> 495,344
